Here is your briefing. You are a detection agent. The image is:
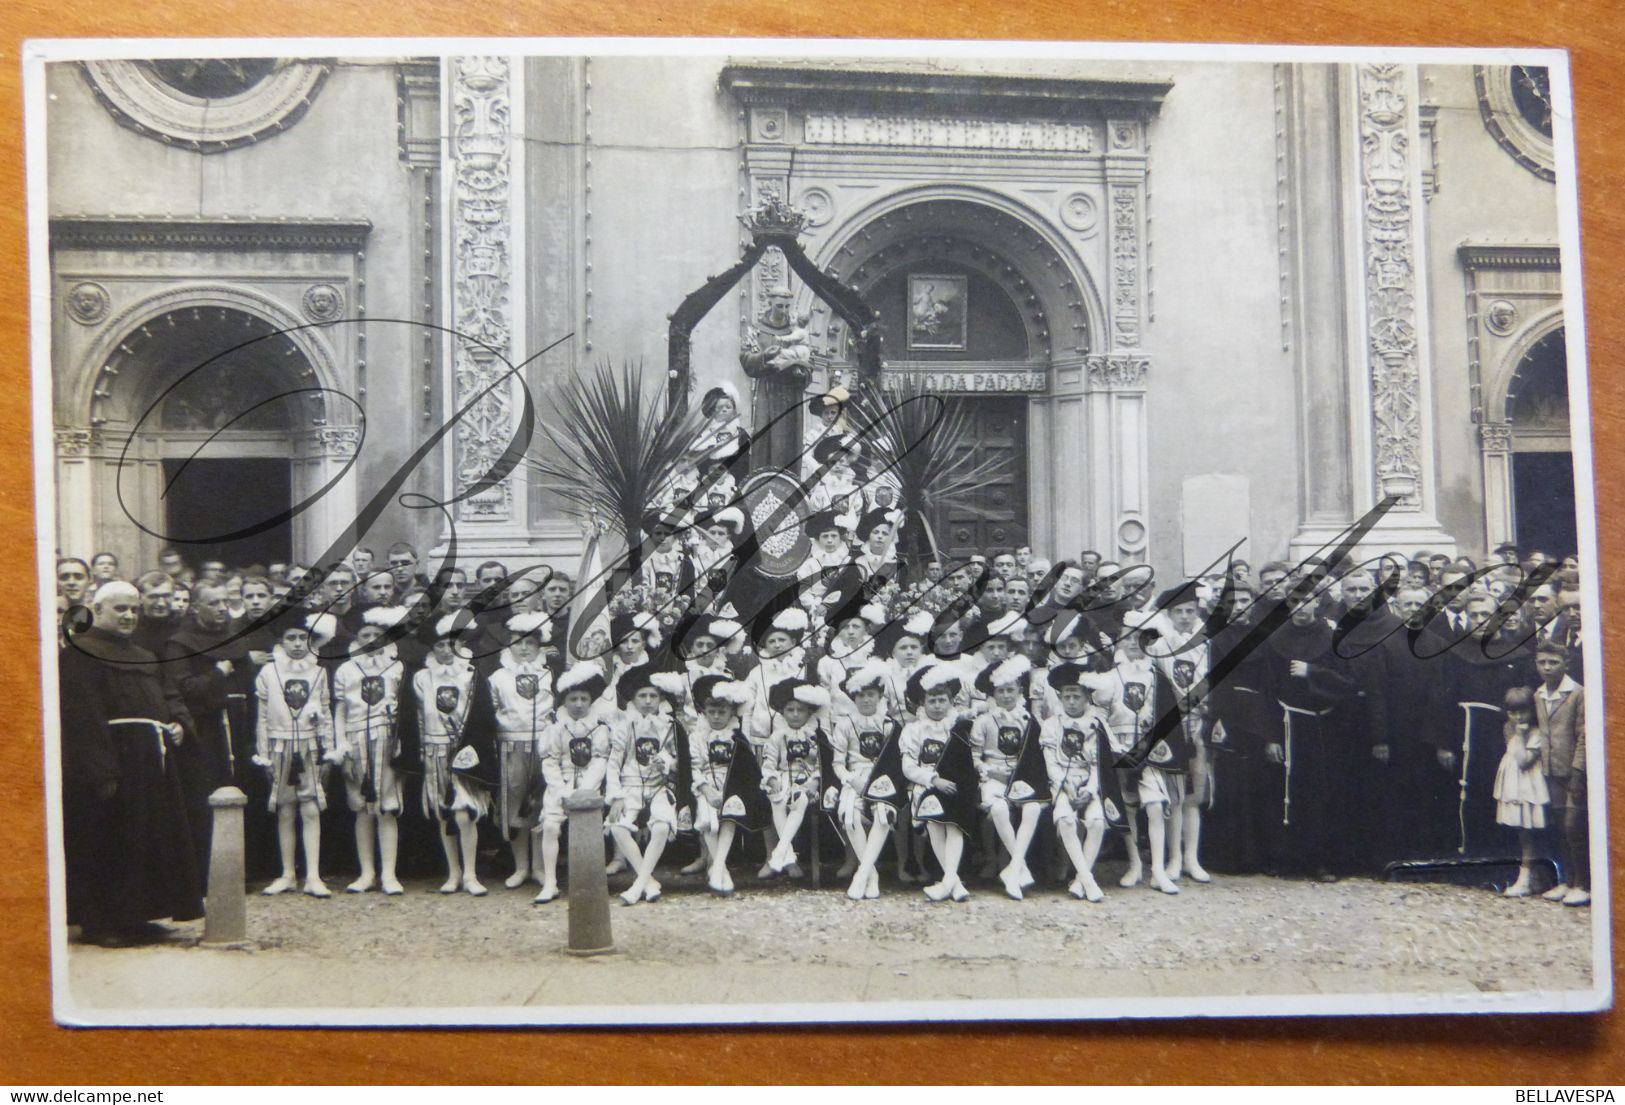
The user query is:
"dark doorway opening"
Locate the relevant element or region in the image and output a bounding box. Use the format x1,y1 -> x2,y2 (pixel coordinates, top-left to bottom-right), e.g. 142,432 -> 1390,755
926,396 -> 1029,563
1512,452 -> 1578,562
162,457 -> 293,569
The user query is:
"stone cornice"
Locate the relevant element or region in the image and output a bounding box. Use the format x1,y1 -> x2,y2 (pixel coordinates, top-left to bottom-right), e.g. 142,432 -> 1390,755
49,217 -> 373,254
1457,243 -> 1561,272
719,65 -> 1173,119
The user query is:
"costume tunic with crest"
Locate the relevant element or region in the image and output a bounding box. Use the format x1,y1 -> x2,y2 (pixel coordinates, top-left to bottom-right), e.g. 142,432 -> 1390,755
333,642 -> 407,815
807,470 -> 865,531
607,708 -> 683,831
486,648 -> 554,832
254,644 -> 333,811
829,707 -> 902,825
762,716 -> 826,802
971,704 -> 1048,808
1145,626 -> 1213,793
411,655 -> 495,822
744,652 -> 805,746
900,713 -> 979,833
1041,709 -> 1126,830
1101,656 -> 1176,806
538,711 -> 613,823
688,719 -> 770,833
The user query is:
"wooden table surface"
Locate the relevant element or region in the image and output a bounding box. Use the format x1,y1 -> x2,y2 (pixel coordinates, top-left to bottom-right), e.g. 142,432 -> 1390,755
1,0 -> 1621,1084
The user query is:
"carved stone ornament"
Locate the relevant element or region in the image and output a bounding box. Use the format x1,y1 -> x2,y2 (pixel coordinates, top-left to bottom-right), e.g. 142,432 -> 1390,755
1357,63 -> 1425,509
1478,422 -> 1513,452
1474,65 -> 1557,183
1059,192 -> 1098,234
80,59 -> 330,154
313,425 -> 362,456
1484,298 -> 1520,337
55,427 -> 100,457
301,283 -> 345,323
449,56 -> 517,521
1085,354 -> 1149,390
65,282 -> 111,325
796,187 -> 834,228
1109,187 -> 1142,348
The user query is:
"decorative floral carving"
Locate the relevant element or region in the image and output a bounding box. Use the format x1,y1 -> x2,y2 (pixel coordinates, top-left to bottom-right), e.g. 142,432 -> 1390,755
65,282 -> 110,325
1109,187 -> 1141,348
449,56 -> 516,520
796,187 -> 834,228
54,428 -> 100,456
1059,192 -> 1098,234
313,425 -> 362,456
1085,354 -> 1149,390
1478,422 -> 1513,452
301,283 -> 344,323
1357,63 -> 1424,508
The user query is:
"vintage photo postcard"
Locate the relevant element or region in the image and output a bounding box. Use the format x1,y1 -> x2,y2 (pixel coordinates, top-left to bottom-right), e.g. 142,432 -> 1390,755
26,37 -> 1609,1026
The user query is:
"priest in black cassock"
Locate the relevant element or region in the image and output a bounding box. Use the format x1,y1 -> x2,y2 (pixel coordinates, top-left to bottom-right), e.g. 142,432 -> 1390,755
59,581 -> 204,946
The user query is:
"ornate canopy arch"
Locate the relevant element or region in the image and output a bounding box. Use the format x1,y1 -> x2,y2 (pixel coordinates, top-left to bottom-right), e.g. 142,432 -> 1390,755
810,188 -> 1104,364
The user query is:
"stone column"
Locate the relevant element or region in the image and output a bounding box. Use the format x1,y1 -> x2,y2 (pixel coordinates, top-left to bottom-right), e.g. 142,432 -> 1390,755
434,55 -> 540,566
1083,355 -> 1152,565
1288,62 -> 1455,561
563,790 -> 615,956
202,786 -> 249,946
1478,422 -> 1515,552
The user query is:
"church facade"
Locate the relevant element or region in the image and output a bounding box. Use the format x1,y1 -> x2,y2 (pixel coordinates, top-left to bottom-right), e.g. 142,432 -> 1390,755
44,51 -> 1575,581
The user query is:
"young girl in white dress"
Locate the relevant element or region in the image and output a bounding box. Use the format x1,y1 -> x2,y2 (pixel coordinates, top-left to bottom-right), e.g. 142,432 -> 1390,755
1494,686 -> 1551,898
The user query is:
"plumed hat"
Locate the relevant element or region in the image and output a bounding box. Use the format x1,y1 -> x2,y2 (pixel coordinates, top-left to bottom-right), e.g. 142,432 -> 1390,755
555,662 -> 607,701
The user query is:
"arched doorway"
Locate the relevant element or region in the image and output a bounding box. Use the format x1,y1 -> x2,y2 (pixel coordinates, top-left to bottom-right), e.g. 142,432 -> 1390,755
55,302 -> 357,572
1505,327 -> 1576,559
818,197 -> 1098,561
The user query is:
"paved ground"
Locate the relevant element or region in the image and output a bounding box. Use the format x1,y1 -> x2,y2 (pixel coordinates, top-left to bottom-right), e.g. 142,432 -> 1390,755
60,860 -> 1599,1023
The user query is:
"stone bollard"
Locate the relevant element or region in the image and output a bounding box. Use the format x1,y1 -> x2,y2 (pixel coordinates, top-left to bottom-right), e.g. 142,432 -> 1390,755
563,789 -> 615,956
202,786 -> 249,946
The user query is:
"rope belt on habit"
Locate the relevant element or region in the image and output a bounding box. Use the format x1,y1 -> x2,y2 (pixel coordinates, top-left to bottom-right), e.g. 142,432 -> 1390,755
1277,702 -> 1329,827
1456,701 -> 1501,855
108,717 -> 170,763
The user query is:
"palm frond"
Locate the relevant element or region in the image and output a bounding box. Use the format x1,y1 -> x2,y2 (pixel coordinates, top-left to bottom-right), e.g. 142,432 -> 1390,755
524,361 -> 700,560
849,376 -> 1013,521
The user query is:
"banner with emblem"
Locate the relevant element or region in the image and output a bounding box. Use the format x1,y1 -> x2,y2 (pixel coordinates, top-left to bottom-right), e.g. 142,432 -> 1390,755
862,720 -> 908,810
1094,719 -> 1130,833
720,732 -> 770,831
912,718 -> 979,834
1003,714 -> 1052,805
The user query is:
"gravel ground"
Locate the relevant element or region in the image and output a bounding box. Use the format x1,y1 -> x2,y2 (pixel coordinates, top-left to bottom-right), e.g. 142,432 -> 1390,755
230,861 -> 1594,991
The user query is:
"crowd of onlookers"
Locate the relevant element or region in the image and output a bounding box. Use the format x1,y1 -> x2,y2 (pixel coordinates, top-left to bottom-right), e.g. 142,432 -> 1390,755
53,531 -> 1592,946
